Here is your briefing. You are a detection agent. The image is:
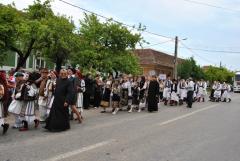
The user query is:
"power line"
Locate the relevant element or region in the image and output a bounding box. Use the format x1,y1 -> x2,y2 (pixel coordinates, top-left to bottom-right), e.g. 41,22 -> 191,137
180,42 -> 217,64
58,0 -> 173,39
142,39 -> 174,48
182,0 -> 240,13
179,46 -> 240,54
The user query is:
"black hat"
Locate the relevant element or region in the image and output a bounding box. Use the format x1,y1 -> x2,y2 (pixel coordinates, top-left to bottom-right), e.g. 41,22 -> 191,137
14,72 -> 24,77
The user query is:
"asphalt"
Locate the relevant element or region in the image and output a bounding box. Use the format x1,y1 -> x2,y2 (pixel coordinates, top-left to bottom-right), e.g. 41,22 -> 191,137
0,93 -> 239,161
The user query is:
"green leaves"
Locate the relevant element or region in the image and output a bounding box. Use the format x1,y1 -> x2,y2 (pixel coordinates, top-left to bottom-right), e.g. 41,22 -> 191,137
72,14 -> 143,75
204,66 -> 234,83
177,57 -> 205,80
0,1 -> 143,74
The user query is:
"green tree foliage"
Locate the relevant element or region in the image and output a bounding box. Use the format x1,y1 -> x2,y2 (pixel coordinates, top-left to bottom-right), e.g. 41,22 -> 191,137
71,14 -> 143,75
204,66 -> 234,83
1,1 -> 143,74
41,15 -> 77,72
0,0 -> 54,71
177,57 -> 205,80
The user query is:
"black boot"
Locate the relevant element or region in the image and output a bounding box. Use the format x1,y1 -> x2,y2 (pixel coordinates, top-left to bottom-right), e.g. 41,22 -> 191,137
34,119 -> 40,128
2,123 -> 9,135
228,98 -> 231,102
19,120 -> 28,131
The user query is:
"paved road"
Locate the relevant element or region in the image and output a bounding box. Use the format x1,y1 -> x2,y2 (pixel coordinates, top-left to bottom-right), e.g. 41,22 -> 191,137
0,93 -> 240,161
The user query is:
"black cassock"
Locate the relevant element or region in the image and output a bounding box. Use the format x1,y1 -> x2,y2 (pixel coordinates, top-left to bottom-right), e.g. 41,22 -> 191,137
45,78 -> 73,132
147,80 -> 159,112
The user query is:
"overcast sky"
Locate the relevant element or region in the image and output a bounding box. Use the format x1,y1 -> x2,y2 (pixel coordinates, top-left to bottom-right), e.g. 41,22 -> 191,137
2,0 -> 240,71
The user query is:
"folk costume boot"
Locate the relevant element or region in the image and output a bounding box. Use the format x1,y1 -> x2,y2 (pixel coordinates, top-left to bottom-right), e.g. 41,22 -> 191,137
34,119 -> 40,128
170,100 -> 174,106
197,97 -> 201,102
19,121 -> 28,131
179,99 -> 183,105
128,106 -> 133,113
164,99 -> 168,106
2,123 -> 9,135
175,101 -> 178,106
228,98 -> 231,102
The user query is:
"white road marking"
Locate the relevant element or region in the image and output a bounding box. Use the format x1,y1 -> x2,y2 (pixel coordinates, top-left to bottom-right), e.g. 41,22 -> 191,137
158,104 -> 219,126
43,139 -> 116,161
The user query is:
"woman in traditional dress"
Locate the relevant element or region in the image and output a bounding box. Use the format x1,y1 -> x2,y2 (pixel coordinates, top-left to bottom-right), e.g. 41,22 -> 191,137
147,75 -> 159,112
101,76 -> 112,113
93,74 -> 103,109
112,80 -> 121,115
0,73 -> 9,134
128,81 -> 140,113
75,71 -> 85,119
67,68 -> 82,123
45,71 -> 57,116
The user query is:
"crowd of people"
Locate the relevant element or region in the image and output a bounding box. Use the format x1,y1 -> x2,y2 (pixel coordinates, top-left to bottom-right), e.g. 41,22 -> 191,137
0,68 -> 232,134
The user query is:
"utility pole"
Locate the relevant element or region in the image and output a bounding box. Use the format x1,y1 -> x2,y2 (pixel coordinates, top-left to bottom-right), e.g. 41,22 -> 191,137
173,36 -> 178,79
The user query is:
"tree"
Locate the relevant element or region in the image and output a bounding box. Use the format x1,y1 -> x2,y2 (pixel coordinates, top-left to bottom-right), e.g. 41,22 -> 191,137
0,0 -> 53,71
41,15 -> 77,73
204,66 -> 234,83
177,57 -> 205,80
71,14 -> 143,75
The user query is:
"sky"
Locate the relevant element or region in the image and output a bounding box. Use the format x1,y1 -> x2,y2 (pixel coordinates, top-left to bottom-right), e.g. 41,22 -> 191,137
1,0 -> 240,71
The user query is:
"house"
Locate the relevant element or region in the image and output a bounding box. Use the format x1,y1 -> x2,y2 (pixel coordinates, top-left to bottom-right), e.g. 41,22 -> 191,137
134,49 -> 184,77
0,51 -> 54,71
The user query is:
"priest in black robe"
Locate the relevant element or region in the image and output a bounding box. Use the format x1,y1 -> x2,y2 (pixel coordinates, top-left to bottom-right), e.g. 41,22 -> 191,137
45,69 -> 73,132
147,75 -> 159,112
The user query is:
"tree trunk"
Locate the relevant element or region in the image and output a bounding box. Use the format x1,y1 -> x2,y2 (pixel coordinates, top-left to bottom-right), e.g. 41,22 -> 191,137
55,58 -> 63,74
15,56 -> 28,72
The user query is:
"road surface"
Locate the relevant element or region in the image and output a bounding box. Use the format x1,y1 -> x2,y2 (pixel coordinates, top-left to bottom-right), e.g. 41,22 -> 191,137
0,93 -> 240,161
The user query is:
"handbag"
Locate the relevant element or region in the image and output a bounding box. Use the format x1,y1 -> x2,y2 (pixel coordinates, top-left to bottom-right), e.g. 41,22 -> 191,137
100,100 -> 109,107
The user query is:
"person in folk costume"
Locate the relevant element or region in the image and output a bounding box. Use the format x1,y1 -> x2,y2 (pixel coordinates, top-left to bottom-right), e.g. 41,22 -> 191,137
19,72 -> 40,131
36,68 -> 49,123
138,76 -> 149,112
159,79 -> 164,102
120,75 -> 132,110
178,79 -> 187,105
7,75 -> 16,111
67,68 -> 82,123
93,74 -> 103,109
112,80 -> 121,115
75,70 -> 85,119
186,77 -> 195,108
139,76 -> 146,103
221,82 -> 228,102
0,71 -> 9,118
214,81 -> 222,102
101,75 -> 113,113
147,75 -> 159,112
45,69 -> 74,132
163,76 -> 172,105
83,73 -> 94,110
192,80 -> 198,102
45,71 -> 57,117
8,72 -> 25,128
226,83 -> 232,102
210,81 -> 217,101
128,81 -> 140,113
170,79 -> 179,106
197,79 -> 207,102
0,73 -> 9,134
